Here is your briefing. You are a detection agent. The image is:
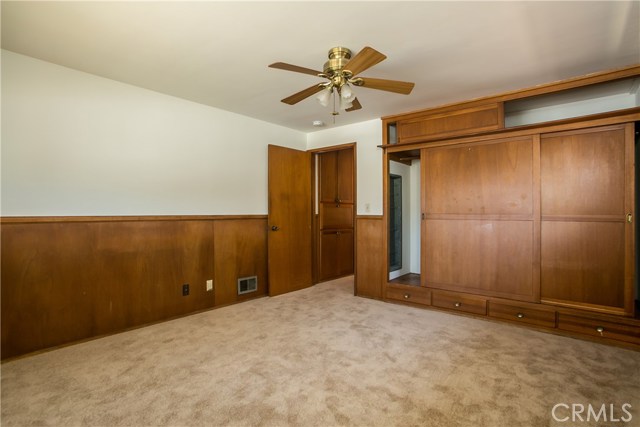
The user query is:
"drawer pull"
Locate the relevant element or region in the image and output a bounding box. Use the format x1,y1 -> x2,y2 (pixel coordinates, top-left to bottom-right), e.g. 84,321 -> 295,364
516,313 -> 525,319
596,326 -> 605,336
454,302 -> 461,308
403,294 -> 410,299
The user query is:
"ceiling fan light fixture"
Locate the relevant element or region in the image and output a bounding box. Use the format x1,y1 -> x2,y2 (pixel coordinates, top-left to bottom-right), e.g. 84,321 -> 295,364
339,97 -> 353,111
340,83 -> 355,101
316,87 -> 332,107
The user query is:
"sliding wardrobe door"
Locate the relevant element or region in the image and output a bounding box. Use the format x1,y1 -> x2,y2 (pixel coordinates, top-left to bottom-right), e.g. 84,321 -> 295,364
540,124 -> 635,315
422,136 -> 538,301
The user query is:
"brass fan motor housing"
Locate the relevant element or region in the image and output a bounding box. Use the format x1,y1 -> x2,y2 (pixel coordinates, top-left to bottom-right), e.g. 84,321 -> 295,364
323,47 -> 352,77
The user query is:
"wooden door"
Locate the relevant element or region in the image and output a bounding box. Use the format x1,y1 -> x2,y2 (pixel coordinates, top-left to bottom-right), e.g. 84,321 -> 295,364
540,124 -> 634,315
268,145 -> 312,296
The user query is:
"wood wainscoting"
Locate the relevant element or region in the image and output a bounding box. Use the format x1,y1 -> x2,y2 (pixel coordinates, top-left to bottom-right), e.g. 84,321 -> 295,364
355,215 -> 384,300
1,215 -> 267,360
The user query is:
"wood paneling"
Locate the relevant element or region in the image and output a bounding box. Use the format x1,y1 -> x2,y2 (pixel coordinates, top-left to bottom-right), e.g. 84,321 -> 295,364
424,137 -> 533,216
355,217 -> 384,299
541,221 -> 625,311
213,219 -> 268,306
1,216 -> 267,360
424,219 -> 535,300
398,103 -> 503,143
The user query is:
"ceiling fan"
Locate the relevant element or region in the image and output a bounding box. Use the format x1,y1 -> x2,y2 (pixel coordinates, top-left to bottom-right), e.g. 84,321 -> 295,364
269,46 -> 415,114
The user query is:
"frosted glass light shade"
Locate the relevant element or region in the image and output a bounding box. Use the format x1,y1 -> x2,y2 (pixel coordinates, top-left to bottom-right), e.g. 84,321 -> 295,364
316,87 -> 332,107
341,83 -> 354,100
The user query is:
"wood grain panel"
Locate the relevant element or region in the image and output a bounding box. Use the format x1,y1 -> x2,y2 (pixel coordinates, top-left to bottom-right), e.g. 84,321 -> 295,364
398,103 -> 502,142
424,219 -> 535,300
337,148 -> 355,203
541,221 -> 625,311
320,203 -> 354,229
1,219 -> 215,359
424,137 -> 533,215
1,216 -> 269,360
355,217 -> 384,299
268,145 -> 312,296
386,284 -> 431,305
488,302 -> 556,328
557,313 -> 640,345
319,150 -> 338,203
431,290 -> 487,315
213,219 -> 268,306
319,230 -> 353,281
541,126 -> 626,216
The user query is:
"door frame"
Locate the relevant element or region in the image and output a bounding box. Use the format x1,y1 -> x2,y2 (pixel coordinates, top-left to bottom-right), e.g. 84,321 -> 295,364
308,142 -> 357,291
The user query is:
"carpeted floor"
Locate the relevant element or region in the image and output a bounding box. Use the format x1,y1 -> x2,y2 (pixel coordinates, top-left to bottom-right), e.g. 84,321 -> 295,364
2,276 -> 639,426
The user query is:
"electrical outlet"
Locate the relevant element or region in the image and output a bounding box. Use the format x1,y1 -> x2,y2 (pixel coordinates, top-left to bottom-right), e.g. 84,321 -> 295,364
206,279 -> 213,292
182,283 -> 189,296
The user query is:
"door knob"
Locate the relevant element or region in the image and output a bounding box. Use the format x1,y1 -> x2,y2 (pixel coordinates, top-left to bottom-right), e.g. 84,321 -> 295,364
271,226 -> 280,231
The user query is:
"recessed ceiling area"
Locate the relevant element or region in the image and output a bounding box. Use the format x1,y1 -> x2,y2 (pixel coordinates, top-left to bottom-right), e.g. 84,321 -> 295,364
2,1 -> 638,133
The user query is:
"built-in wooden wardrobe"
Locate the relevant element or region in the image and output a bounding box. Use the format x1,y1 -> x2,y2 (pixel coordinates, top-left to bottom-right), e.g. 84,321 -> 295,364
318,147 -> 355,281
366,64 -> 640,349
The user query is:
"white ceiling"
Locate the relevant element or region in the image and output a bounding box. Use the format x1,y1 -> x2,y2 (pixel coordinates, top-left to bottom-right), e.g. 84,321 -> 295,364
2,1 -> 639,133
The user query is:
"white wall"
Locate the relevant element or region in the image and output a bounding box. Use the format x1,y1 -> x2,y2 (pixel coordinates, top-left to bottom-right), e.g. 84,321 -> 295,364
307,119 -> 383,215
1,50 -> 306,216
409,160 -> 421,274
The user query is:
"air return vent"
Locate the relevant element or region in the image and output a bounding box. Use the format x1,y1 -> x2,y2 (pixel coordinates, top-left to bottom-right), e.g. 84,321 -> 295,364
237,276 -> 258,295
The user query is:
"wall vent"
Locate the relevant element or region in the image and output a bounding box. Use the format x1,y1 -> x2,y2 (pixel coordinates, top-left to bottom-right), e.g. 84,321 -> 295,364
237,276 -> 258,295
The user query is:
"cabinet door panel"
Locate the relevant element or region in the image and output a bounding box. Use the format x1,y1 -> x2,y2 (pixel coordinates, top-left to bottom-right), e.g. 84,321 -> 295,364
320,230 -> 353,281
424,137 -> 533,216
320,203 -> 354,229
540,124 -> 633,315
541,221 -> 625,311
319,151 -> 338,203
337,149 -> 354,203
337,230 -> 354,277
424,219 -> 535,300
541,127 -> 625,216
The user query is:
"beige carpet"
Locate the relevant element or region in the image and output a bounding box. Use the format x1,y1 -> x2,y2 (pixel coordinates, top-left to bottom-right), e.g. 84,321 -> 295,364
2,276 -> 639,427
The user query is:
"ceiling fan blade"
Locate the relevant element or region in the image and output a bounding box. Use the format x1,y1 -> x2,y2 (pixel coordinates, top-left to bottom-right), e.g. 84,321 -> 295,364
281,84 -> 324,105
359,77 -> 415,94
345,98 -> 362,112
269,62 -> 322,76
343,46 -> 386,76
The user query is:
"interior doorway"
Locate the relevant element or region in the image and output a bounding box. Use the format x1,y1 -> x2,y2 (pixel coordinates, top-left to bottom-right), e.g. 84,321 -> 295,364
311,143 -> 356,284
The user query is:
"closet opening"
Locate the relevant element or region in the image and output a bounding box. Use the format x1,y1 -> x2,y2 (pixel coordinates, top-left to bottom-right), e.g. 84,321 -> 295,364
387,150 -> 421,286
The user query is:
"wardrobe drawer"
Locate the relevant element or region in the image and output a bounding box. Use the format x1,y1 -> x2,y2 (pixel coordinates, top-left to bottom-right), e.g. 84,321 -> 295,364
432,290 -> 487,315
557,314 -> 640,345
488,302 -> 556,328
386,285 -> 431,306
